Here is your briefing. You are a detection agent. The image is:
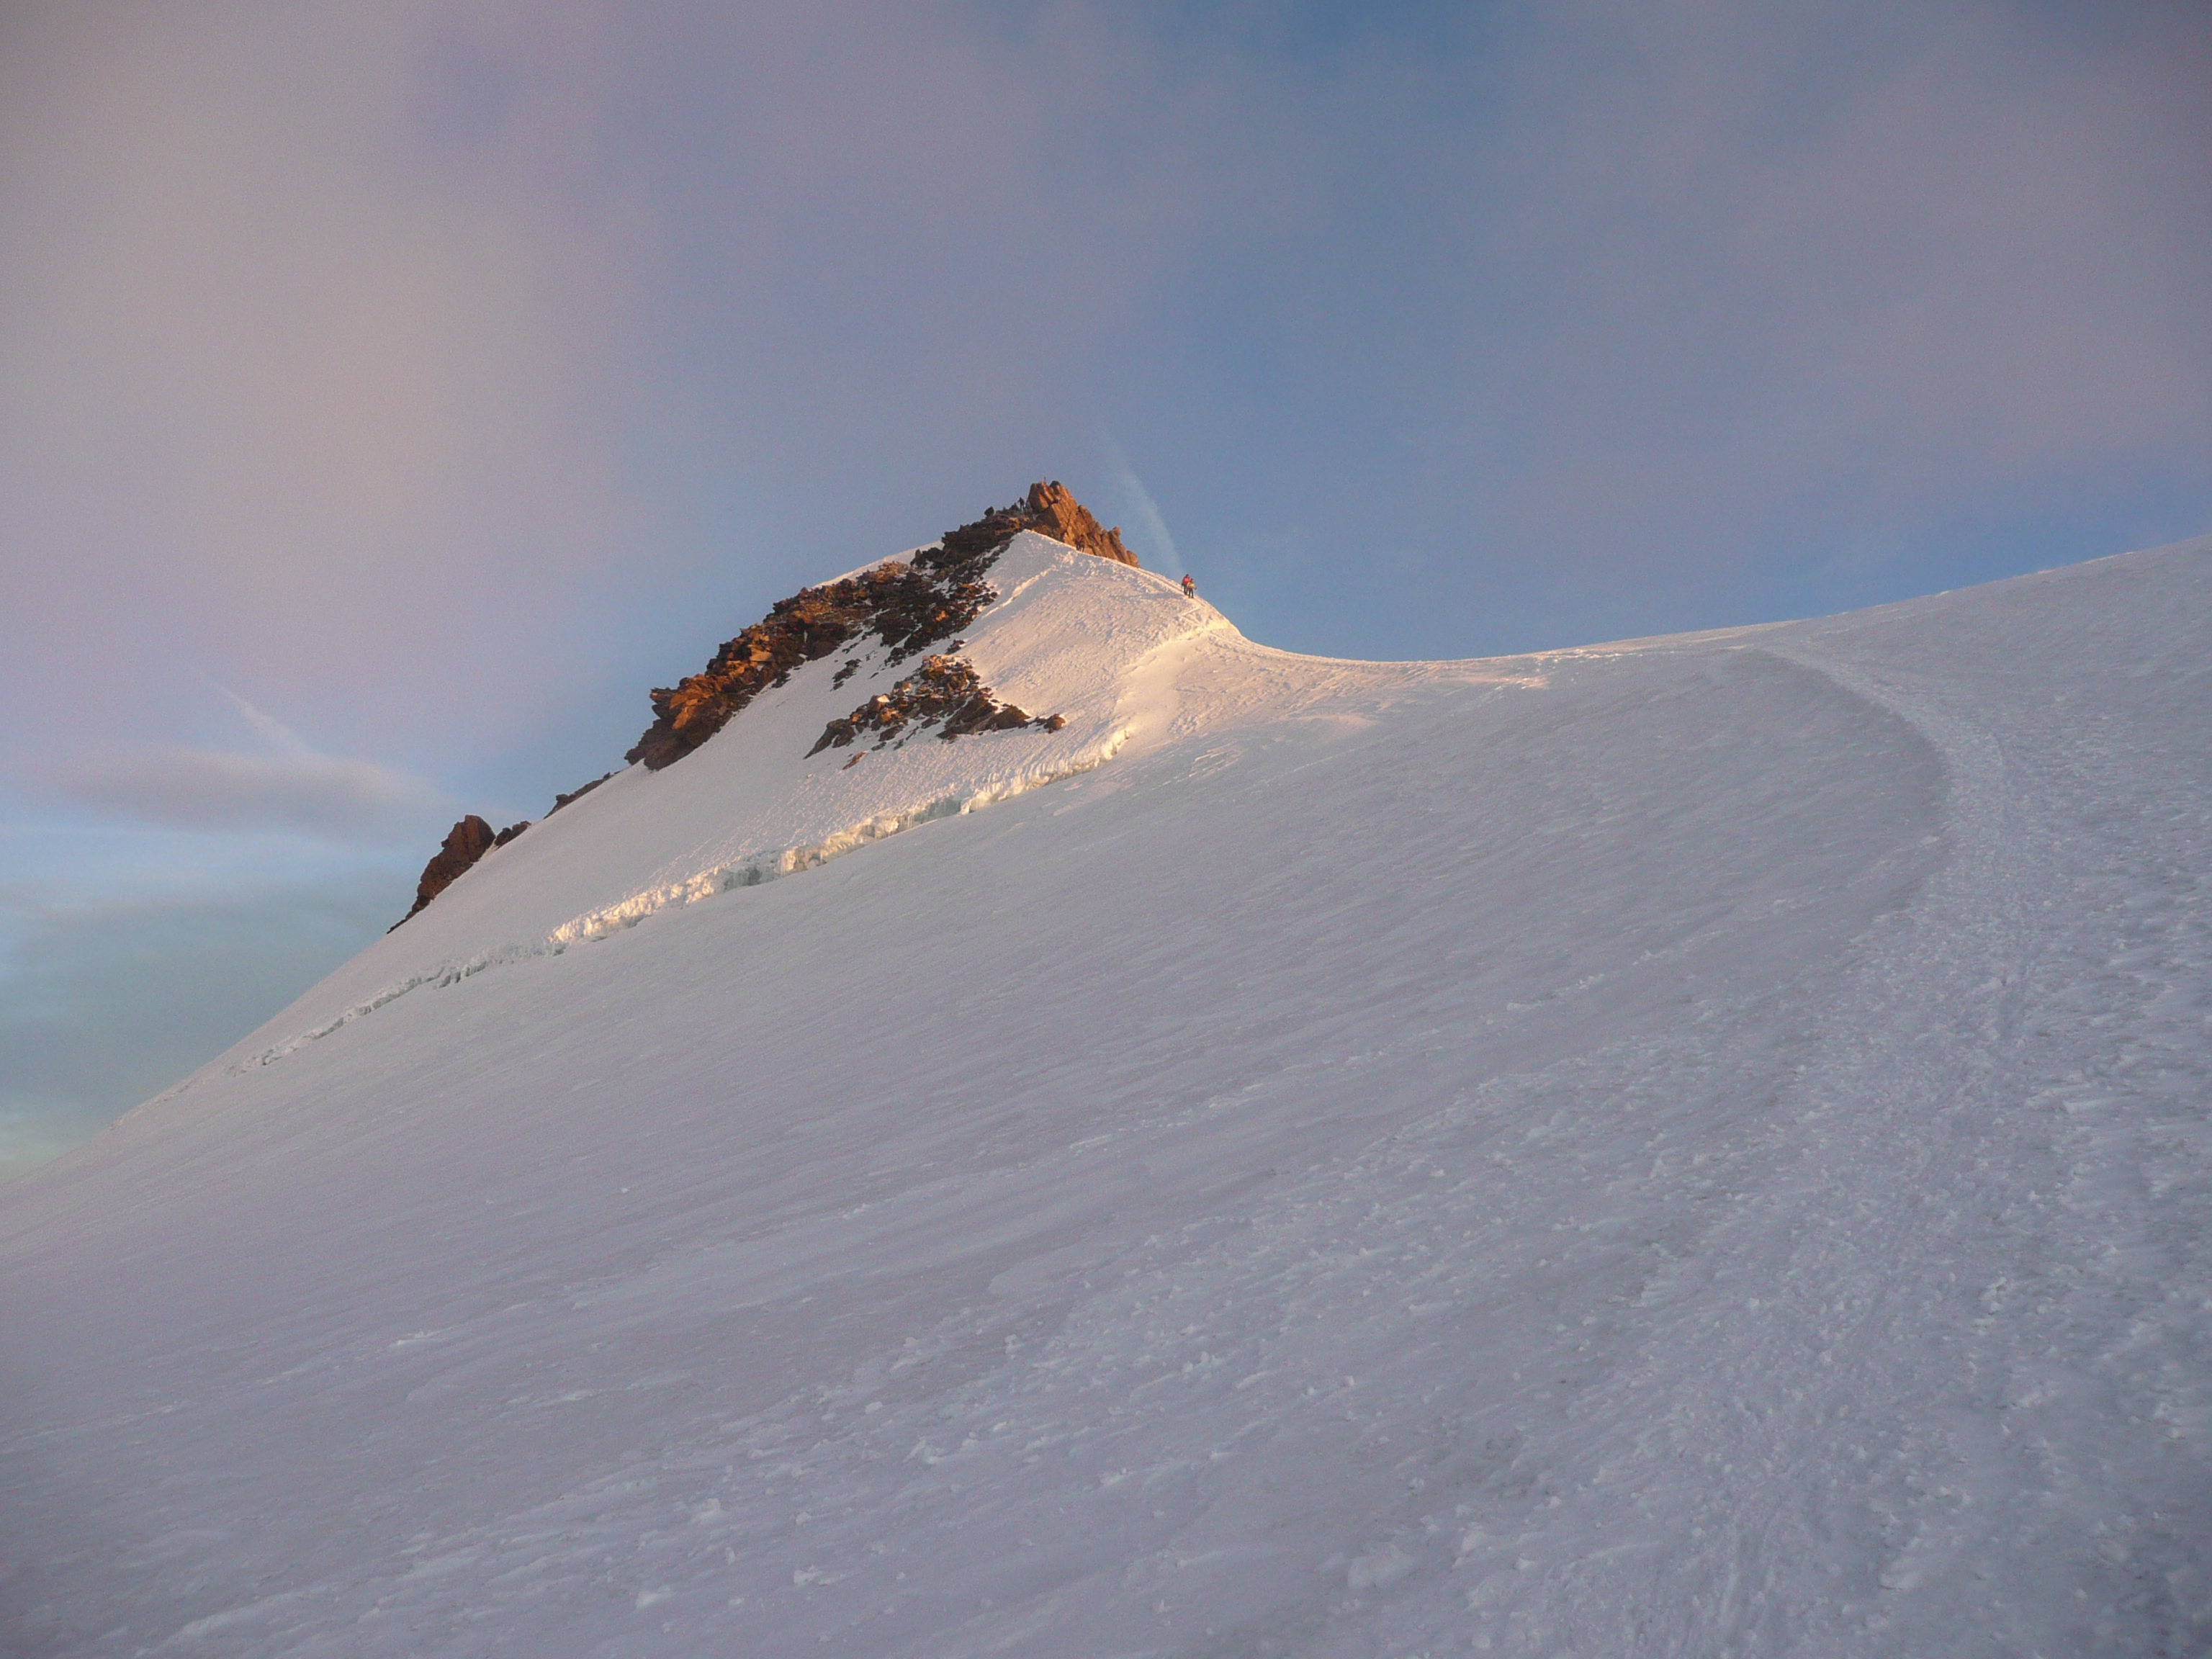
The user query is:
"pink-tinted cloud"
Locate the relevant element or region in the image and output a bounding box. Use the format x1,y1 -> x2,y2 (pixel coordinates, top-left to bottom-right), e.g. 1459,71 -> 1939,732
0,4 -> 637,757
0,2 -> 1305,768
1,0 -> 2204,776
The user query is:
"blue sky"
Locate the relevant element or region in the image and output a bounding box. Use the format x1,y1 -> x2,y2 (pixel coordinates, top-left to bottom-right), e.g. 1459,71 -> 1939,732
3,0 -> 2208,1177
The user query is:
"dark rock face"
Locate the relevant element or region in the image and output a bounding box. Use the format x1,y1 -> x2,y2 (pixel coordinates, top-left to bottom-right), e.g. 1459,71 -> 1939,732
392,815 -> 520,930
809,654 -> 1064,756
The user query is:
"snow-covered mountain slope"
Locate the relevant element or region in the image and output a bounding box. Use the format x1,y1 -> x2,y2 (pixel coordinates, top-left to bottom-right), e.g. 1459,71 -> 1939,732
252,533 -> 1239,1053
4,534 -> 2208,1658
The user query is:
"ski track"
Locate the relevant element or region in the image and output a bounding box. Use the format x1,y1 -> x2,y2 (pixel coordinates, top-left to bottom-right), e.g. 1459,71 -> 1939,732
1,541 -> 2206,1657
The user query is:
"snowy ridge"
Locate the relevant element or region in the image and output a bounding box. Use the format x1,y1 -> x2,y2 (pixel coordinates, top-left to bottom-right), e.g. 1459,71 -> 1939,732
228,724 -> 1141,1076
544,727 -> 1133,946
4,535 -> 2208,1658
216,534 -> 1220,1075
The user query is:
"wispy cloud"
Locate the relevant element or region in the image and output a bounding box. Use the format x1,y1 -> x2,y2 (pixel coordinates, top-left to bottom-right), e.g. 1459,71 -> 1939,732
48,747 -> 443,840
1102,434 -> 1179,573
205,678 -> 314,757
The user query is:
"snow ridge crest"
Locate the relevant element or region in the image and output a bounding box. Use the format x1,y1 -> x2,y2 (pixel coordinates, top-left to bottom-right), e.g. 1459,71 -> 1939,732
390,483 -> 1138,932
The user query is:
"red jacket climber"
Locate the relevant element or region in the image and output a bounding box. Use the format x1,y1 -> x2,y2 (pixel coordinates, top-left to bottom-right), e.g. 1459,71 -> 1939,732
1181,574 -> 1196,599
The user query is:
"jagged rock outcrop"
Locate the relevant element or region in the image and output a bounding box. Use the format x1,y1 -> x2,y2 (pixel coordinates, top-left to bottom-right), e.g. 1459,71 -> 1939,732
623,557 -> 1000,772
942,480 -> 1137,567
392,814 -> 525,930
549,773 -> 614,814
809,654 -> 1064,756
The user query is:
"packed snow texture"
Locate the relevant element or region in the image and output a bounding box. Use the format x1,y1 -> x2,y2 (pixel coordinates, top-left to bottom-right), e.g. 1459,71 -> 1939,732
3,534 -> 2208,1657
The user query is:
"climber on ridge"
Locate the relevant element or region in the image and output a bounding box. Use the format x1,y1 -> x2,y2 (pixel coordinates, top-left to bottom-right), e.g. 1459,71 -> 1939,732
1181,574 -> 1196,599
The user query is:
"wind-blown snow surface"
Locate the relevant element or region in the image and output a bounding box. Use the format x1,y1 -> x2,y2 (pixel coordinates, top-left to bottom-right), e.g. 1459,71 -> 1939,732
4,535 -> 2208,1657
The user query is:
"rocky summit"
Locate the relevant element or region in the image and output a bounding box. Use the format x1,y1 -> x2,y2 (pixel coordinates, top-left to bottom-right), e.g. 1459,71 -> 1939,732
942,480 -> 1138,567
622,556 -> 1000,773
392,482 -> 1131,927
625,482 -> 1129,774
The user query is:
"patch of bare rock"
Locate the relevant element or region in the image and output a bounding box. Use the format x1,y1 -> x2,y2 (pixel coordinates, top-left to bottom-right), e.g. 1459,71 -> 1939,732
809,654 -> 1064,756
622,555 -> 1000,773
390,814 -> 526,930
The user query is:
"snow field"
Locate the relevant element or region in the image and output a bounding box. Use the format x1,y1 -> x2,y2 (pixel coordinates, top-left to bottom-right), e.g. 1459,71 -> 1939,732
1,536 -> 2206,1656
212,535 -> 1228,1076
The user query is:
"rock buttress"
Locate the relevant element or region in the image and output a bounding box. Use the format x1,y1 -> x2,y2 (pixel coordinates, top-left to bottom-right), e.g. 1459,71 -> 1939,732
392,815 -> 513,929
